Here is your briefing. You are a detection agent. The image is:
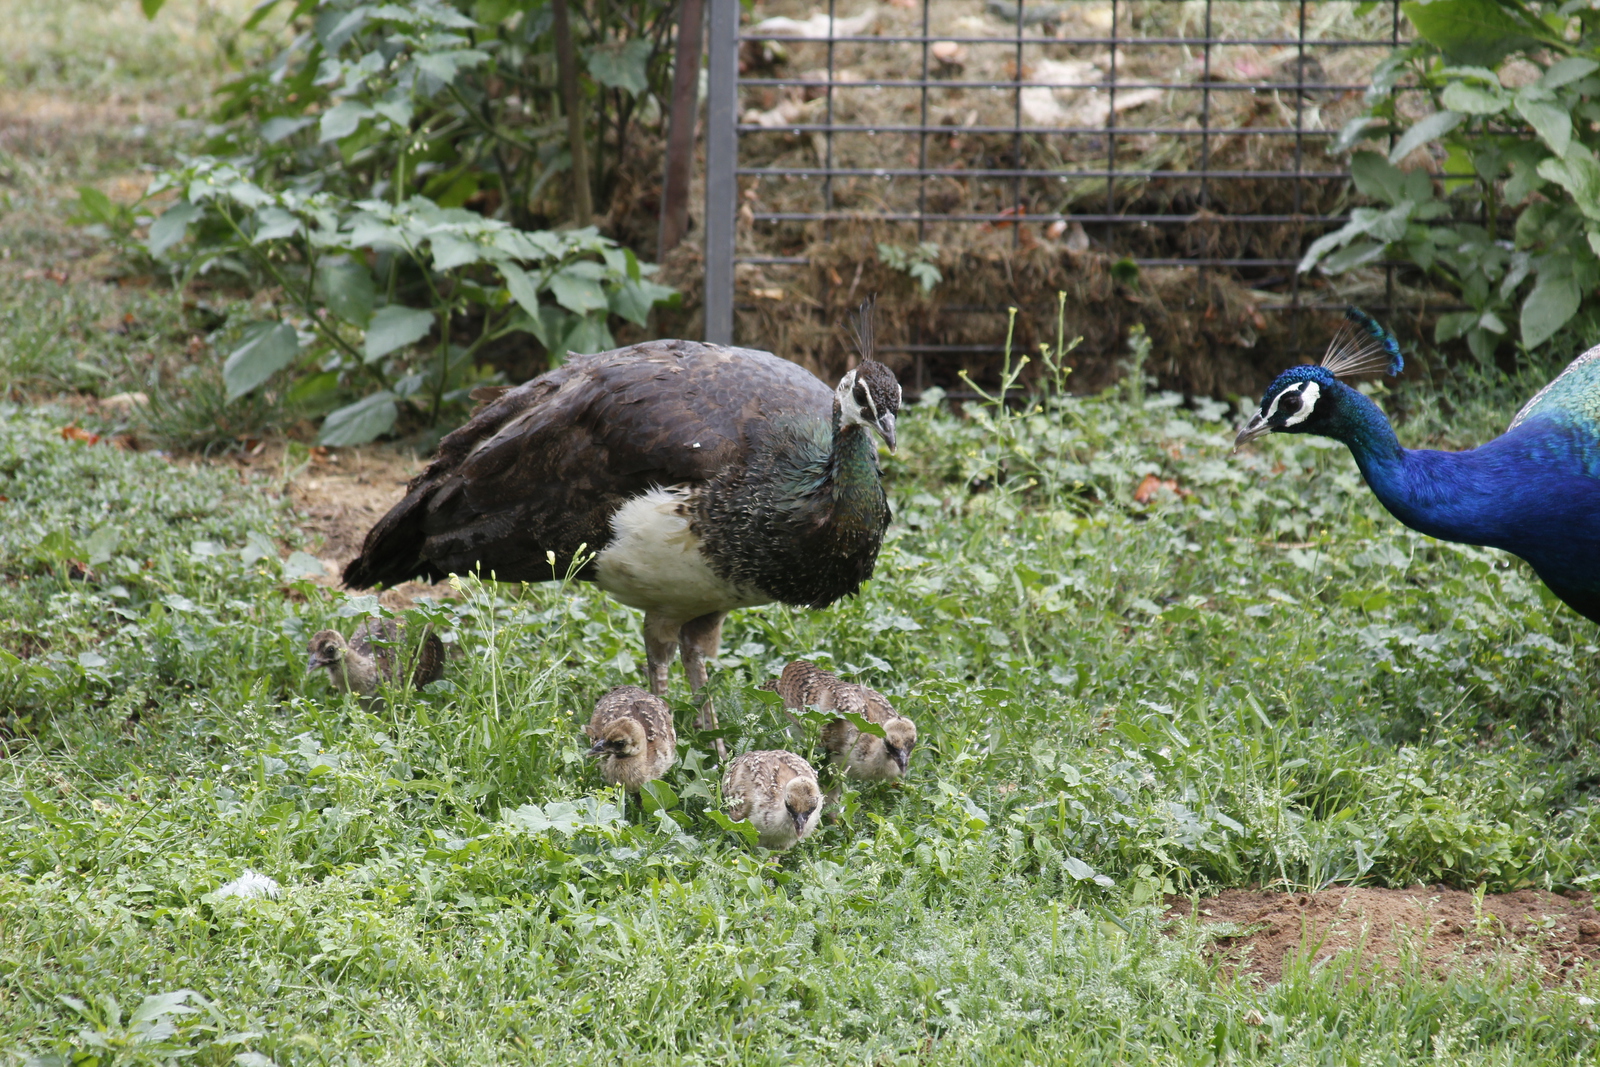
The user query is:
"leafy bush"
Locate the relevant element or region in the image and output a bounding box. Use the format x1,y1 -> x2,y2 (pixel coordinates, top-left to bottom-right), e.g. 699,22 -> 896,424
1303,0 -> 1600,362
206,0 -> 676,227
145,159 -> 672,445
109,0 -> 679,446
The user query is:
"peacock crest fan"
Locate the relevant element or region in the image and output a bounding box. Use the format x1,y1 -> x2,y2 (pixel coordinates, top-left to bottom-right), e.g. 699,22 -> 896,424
1318,306 -> 1404,380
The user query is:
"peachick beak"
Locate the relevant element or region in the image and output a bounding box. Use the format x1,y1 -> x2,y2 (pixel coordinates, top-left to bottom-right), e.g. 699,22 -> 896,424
1233,412 -> 1271,452
792,810 -> 810,838
876,412 -> 897,452
891,746 -> 909,776
307,653 -> 329,670
586,740 -> 608,758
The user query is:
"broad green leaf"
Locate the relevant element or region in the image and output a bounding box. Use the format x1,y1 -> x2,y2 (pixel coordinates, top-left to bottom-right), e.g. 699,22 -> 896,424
413,49 -> 490,85
1333,116 -> 1382,154
363,305 -> 434,362
585,39 -> 653,95
282,551 -> 326,579
550,267 -> 609,314
1320,239 -> 1387,274
1537,150 -> 1600,220
84,525 -> 120,565
140,0 -> 166,16
1515,90 -> 1571,157
73,186 -> 116,224
430,233 -> 485,271
1400,0 -> 1539,66
608,276 -> 677,325
146,201 -> 202,257
1521,266 -> 1580,349
705,809 -> 761,847
500,262 -> 542,318
1542,56 -> 1599,90
223,321 -> 299,399
285,370 -> 341,407
1440,80 -> 1507,115
319,391 -> 399,446
1350,151 -> 1407,204
317,261 -> 376,327
563,313 -> 613,357
260,116 -> 315,143
1435,309 -> 1477,342
252,206 -> 301,243
1388,110 -> 1464,164
639,780 -> 679,814
319,100 -> 374,142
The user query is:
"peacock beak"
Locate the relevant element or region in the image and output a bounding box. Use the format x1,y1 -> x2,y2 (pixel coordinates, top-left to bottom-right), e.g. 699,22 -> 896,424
875,412 -> 897,452
1233,411 -> 1271,452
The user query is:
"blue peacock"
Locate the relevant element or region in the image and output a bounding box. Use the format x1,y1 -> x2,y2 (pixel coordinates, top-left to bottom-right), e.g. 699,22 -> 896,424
1236,308 -> 1600,625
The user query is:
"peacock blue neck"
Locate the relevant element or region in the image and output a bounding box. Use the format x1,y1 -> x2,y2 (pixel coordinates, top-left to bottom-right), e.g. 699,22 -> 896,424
1317,380 -> 1554,553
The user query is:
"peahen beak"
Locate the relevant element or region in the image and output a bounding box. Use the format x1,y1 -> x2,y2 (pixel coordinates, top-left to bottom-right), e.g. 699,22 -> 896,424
875,412 -> 898,452
1233,411 -> 1270,452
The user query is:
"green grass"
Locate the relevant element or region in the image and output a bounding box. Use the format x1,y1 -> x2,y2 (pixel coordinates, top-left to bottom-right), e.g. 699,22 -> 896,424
4,351 -> 1600,1063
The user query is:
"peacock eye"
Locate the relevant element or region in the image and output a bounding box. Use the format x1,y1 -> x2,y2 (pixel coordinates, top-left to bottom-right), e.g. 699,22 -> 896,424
1278,391 -> 1302,414
854,383 -> 869,407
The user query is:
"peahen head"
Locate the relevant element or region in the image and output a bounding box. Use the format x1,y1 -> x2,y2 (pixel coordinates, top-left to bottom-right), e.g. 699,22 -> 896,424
835,361 -> 902,451
834,296 -> 902,451
1235,307 -> 1403,450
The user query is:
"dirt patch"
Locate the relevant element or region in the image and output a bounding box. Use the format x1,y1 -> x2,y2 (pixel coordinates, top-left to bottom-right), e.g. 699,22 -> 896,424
1173,887 -> 1600,985
237,441 -> 453,609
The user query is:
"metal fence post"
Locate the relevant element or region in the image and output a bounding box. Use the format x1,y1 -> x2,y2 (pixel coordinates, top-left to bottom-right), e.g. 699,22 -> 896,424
703,0 -> 737,346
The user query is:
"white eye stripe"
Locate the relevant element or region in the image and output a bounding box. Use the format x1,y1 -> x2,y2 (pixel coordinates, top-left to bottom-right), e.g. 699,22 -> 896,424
1282,381 -> 1320,426
1264,381 -> 1320,427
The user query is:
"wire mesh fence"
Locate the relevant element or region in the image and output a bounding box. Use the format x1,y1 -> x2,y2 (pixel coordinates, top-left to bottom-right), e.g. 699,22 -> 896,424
704,0 -> 1411,397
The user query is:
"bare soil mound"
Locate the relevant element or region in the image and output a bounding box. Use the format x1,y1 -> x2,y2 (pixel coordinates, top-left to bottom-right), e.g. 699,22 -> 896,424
1172,887 -> 1600,985
252,442 -> 452,608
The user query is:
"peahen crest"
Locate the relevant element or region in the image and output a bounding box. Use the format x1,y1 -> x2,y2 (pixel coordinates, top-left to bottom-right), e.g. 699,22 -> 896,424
1318,307 -> 1403,380
852,295 -> 876,364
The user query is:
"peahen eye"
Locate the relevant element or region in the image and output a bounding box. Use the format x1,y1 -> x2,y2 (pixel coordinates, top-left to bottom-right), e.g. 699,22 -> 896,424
1278,391 -> 1302,414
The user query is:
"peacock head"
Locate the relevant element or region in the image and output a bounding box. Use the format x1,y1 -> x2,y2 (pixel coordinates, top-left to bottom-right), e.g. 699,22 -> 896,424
836,361 -> 902,451
1235,307 -> 1403,450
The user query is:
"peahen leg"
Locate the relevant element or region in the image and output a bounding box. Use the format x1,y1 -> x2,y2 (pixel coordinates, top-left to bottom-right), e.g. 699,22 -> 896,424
642,613 -> 680,698
679,611 -> 728,762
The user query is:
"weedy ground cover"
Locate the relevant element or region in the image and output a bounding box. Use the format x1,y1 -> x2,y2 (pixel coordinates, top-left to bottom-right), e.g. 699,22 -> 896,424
6,331 -> 1600,1063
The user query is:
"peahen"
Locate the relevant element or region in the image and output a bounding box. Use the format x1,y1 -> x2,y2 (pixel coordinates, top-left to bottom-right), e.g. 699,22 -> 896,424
343,304 -> 900,752
1236,308 -> 1600,626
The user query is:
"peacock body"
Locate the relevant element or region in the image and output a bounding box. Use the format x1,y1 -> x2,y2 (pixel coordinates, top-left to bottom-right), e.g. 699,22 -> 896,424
1237,311 -> 1600,624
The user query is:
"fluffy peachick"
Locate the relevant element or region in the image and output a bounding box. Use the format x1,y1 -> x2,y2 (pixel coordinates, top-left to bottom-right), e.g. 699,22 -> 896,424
1237,308 -> 1600,628
763,660 -> 917,781
305,618 -> 444,697
721,749 -> 823,850
585,685 -> 677,793
343,305 -> 900,754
